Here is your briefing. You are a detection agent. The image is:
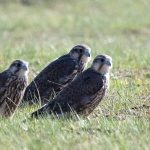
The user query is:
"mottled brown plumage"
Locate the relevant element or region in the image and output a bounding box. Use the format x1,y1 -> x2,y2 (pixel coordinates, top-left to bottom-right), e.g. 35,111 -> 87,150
31,54 -> 112,119
0,60 -> 28,118
23,44 -> 91,105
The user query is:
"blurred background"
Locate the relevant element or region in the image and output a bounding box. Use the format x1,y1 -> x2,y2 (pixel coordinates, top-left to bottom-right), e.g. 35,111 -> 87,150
0,1 -> 150,149
0,0 -> 149,76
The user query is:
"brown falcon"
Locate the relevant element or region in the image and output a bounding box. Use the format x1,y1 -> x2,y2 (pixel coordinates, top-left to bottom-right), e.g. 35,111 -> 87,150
31,54 -> 112,119
0,60 -> 28,118
23,44 -> 91,105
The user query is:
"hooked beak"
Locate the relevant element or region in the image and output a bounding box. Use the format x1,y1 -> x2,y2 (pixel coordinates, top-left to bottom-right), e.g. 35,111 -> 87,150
22,64 -> 28,71
105,61 -> 112,66
83,51 -> 91,57
23,66 -> 28,71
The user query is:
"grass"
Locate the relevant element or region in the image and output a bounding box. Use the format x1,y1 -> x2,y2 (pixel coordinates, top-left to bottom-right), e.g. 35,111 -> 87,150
0,0 -> 150,149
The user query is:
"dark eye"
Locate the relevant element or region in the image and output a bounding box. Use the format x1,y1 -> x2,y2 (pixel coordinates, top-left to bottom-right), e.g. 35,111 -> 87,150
16,63 -> 21,68
79,49 -> 83,53
101,58 -> 105,62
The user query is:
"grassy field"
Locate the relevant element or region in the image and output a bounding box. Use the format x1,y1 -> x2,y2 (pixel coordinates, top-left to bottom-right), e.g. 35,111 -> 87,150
0,0 -> 150,149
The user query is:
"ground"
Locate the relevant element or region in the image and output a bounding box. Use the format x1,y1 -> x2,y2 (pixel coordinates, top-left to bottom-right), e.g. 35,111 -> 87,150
0,0 -> 150,150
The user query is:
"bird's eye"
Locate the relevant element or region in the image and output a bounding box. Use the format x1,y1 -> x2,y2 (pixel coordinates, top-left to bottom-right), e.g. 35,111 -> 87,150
79,49 -> 83,53
100,58 -> 105,62
16,63 -> 21,68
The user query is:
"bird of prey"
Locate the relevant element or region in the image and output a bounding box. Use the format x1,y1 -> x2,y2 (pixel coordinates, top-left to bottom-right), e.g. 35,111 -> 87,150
0,60 -> 28,118
31,54 -> 112,119
23,44 -> 91,105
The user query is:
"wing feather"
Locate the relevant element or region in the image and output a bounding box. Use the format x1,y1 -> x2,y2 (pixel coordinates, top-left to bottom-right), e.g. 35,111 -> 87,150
23,54 -> 78,103
0,70 -> 10,102
31,69 -> 105,118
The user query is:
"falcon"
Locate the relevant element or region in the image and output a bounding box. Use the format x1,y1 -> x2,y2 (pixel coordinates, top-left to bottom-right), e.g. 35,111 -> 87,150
0,60 -> 28,118
31,54 -> 112,119
23,44 -> 91,105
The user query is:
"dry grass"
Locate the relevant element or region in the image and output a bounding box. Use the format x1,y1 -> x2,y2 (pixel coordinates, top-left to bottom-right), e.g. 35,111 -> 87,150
0,0 -> 150,150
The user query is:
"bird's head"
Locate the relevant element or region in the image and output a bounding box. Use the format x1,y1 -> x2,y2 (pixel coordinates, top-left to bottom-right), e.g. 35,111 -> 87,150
9,60 -> 29,77
69,44 -> 91,65
92,54 -> 112,75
